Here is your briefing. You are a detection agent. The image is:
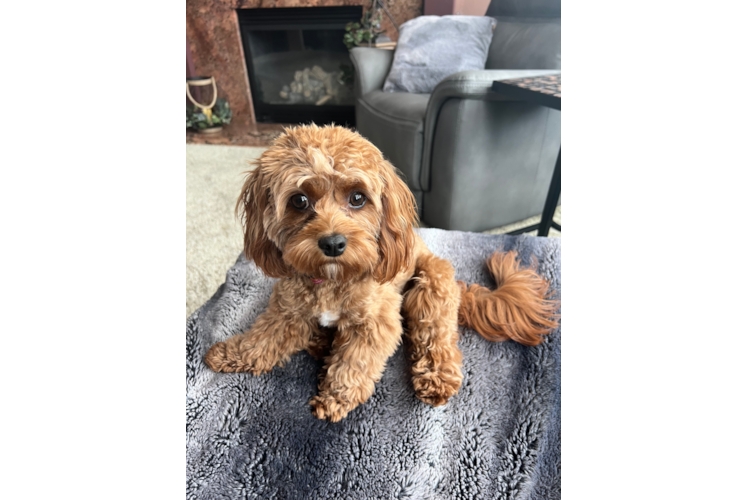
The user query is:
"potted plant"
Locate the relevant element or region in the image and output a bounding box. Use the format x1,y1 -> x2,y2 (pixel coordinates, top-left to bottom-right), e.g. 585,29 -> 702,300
186,97 -> 232,135
340,1 -> 398,86
343,7 -> 385,50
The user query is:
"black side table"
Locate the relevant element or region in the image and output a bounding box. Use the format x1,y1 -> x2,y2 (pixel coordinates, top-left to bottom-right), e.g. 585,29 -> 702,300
491,74 -> 561,237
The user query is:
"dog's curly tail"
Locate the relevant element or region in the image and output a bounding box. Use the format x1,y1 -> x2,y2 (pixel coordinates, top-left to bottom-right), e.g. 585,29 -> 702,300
457,251 -> 559,346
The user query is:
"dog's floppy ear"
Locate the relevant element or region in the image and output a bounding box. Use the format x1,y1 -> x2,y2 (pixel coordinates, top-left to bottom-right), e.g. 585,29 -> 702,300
236,166 -> 291,278
373,161 -> 418,283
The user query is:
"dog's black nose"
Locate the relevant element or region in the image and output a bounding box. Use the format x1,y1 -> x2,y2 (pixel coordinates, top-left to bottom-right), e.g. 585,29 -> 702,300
318,234 -> 347,257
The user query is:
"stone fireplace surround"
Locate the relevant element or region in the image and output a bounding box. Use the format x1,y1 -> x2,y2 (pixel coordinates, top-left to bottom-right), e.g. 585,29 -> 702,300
186,0 -> 423,145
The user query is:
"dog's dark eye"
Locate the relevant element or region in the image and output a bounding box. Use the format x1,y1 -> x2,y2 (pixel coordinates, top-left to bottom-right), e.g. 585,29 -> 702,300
290,194 -> 309,210
349,192 -> 366,208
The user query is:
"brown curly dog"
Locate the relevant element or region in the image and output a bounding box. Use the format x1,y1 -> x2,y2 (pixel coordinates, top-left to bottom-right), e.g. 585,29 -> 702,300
205,124 -> 559,422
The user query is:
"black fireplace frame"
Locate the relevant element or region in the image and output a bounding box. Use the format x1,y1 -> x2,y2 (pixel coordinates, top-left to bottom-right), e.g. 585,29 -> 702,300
237,7 -> 362,127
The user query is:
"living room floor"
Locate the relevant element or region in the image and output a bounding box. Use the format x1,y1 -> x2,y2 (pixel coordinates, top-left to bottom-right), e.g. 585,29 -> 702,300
187,144 -> 561,317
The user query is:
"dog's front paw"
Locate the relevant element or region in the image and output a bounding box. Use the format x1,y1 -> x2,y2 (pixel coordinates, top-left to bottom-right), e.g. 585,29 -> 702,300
310,394 -> 353,422
413,369 -> 462,407
204,341 -> 275,375
204,342 -> 232,372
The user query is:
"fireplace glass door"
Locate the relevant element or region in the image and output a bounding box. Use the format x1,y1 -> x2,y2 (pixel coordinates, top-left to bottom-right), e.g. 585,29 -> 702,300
238,7 -> 362,126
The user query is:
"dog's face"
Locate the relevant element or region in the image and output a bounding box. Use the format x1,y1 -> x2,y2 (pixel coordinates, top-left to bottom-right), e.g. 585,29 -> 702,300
237,125 -> 417,283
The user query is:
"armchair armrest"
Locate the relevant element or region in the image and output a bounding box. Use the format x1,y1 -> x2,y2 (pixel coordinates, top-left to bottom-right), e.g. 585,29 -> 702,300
349,47 -> 395,98
420,69 -> 560,190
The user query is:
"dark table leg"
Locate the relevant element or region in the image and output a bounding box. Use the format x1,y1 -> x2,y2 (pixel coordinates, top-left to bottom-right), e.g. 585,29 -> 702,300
537,147 -> 561,237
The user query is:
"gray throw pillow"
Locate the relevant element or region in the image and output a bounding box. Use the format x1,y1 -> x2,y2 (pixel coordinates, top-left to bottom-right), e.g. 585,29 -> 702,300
383,16 -> 497,94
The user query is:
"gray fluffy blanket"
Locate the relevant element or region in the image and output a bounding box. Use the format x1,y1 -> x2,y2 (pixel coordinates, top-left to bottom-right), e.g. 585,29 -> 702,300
186,229 -> 561,499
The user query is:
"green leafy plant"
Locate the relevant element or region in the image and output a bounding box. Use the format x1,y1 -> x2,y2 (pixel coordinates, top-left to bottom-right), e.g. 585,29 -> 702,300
186,97 -> 232,130
343,5 -> 385,49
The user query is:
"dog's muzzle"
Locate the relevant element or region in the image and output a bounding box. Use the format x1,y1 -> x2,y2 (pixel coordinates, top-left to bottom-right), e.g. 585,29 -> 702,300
318,234 -> 347,257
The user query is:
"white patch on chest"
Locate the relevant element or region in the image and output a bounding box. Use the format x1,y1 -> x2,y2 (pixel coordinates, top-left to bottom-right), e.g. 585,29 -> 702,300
318,310 -> 341,327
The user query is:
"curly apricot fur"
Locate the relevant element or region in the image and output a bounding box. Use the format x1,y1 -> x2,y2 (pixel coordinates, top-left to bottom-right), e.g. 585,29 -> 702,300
205,125 -> 560,421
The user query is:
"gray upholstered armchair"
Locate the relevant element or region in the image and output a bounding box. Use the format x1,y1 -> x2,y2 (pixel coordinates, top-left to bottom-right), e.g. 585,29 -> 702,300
349,0 -> 561,232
